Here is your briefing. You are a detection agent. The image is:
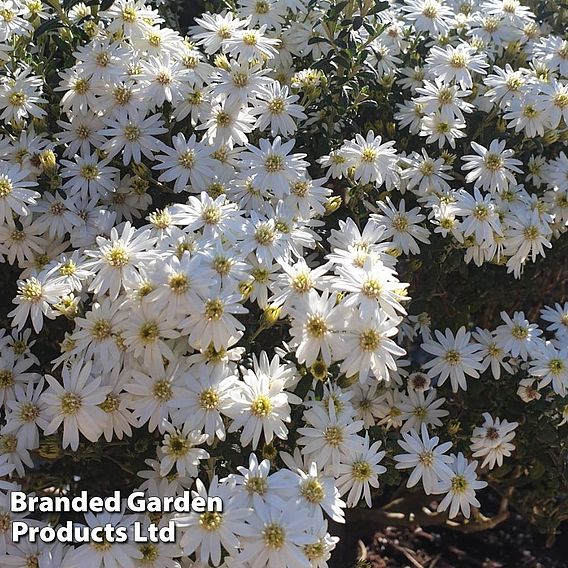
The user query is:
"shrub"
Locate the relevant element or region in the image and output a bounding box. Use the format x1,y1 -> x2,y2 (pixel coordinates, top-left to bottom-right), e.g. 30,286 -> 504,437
0,0 -> 567,566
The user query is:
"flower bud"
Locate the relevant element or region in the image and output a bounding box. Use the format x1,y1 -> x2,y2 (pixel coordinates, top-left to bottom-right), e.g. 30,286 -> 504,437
262,305 -> 282,327
37,436 -> 63,459
39,149 -> 57,175
239,280 -> 253,300
213,54 -> 231,71
324,196 -> 342,215
262,443 -> 278,461
447,419 -> 461,436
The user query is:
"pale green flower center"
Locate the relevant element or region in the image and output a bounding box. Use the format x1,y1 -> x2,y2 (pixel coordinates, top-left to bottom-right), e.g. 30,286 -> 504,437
450,474 -> 469,493
165,434 -> 191,458
352,460 -> 373,481
246,476 -> 268,495
138,322 -> 160,343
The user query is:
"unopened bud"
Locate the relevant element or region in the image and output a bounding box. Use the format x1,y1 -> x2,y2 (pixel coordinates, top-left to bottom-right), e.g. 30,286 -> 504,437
39,149 -> 57,174
543,131 -> 559,145
447,419 -> 461,436
84,21 -> 99,38
324,196 -> 342,215
262,305 -> 282,327
213,54 -> 231,71
37,436 -> 63,459
338,373 -> 359,387
239,280 -> 253,299
132,162 -> 149,177
262,443 -> 277,461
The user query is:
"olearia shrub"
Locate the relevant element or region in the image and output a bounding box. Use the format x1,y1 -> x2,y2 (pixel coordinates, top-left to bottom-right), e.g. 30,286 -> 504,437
0,0 -> 568,566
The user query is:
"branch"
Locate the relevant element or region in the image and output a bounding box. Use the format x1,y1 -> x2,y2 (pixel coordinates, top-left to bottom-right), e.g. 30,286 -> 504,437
346,490 -> 512,534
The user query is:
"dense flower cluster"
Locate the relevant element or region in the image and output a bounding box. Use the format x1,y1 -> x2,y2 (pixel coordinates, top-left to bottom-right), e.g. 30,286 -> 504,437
0,0 -> 567,566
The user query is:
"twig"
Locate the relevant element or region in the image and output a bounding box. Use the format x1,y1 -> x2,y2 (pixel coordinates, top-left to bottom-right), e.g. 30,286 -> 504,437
390,543 -> 425,568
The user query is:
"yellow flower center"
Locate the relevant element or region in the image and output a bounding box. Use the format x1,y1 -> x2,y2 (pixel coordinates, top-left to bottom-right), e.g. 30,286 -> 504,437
215,111 -> 231,127
178,150 -> 195,169
359,329 -> 381,352
251,395 -> 273,417
20,280 -> 44,302
8,91 -> 26,106
418,450 -> 434,467
0,178 -> 13,198
361,147 -> 377,163
153,379 -> 172,402
81,164 -> 98,180
444,349 -> 461,365
204,298 -> 224,320
199,388 -> 220,410
523,226 -> 539,240
121,6 -> 137,22
264,154 -> 284,172
392,214 -> 409,232
74,78 -> 90,94
306,315 -> 328,338
362,278 -> 382,299
0,370 -> 13,388
199,511 -> 223,531
268,98 -> 285,114
100,393 -> 120,413
449,52 -> 467,68
242,31 -> 258,46
113,85 -> 132,105
549,358 -> 565,375
61,392 -> 82,415
484,153 -> 503,171
92,319 -> 112,340
263,522 -> 285,549
165,434 -> 191,458
255,224 -> 276,245
139,544 -> 159,563
19,402 -> 40,423
138,322 -> 160,343
105,245 -> 130,267
300,478 -> 324,503
324,425 -> 344,447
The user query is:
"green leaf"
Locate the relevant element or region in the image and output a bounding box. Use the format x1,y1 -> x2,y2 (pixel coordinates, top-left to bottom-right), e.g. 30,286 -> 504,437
33,17 -> 63,40
99,0 -> 114,11
63,0 -> 83,9
307,36 -> 331,45
368,1 -> 390,15
329,0 -> 349,17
